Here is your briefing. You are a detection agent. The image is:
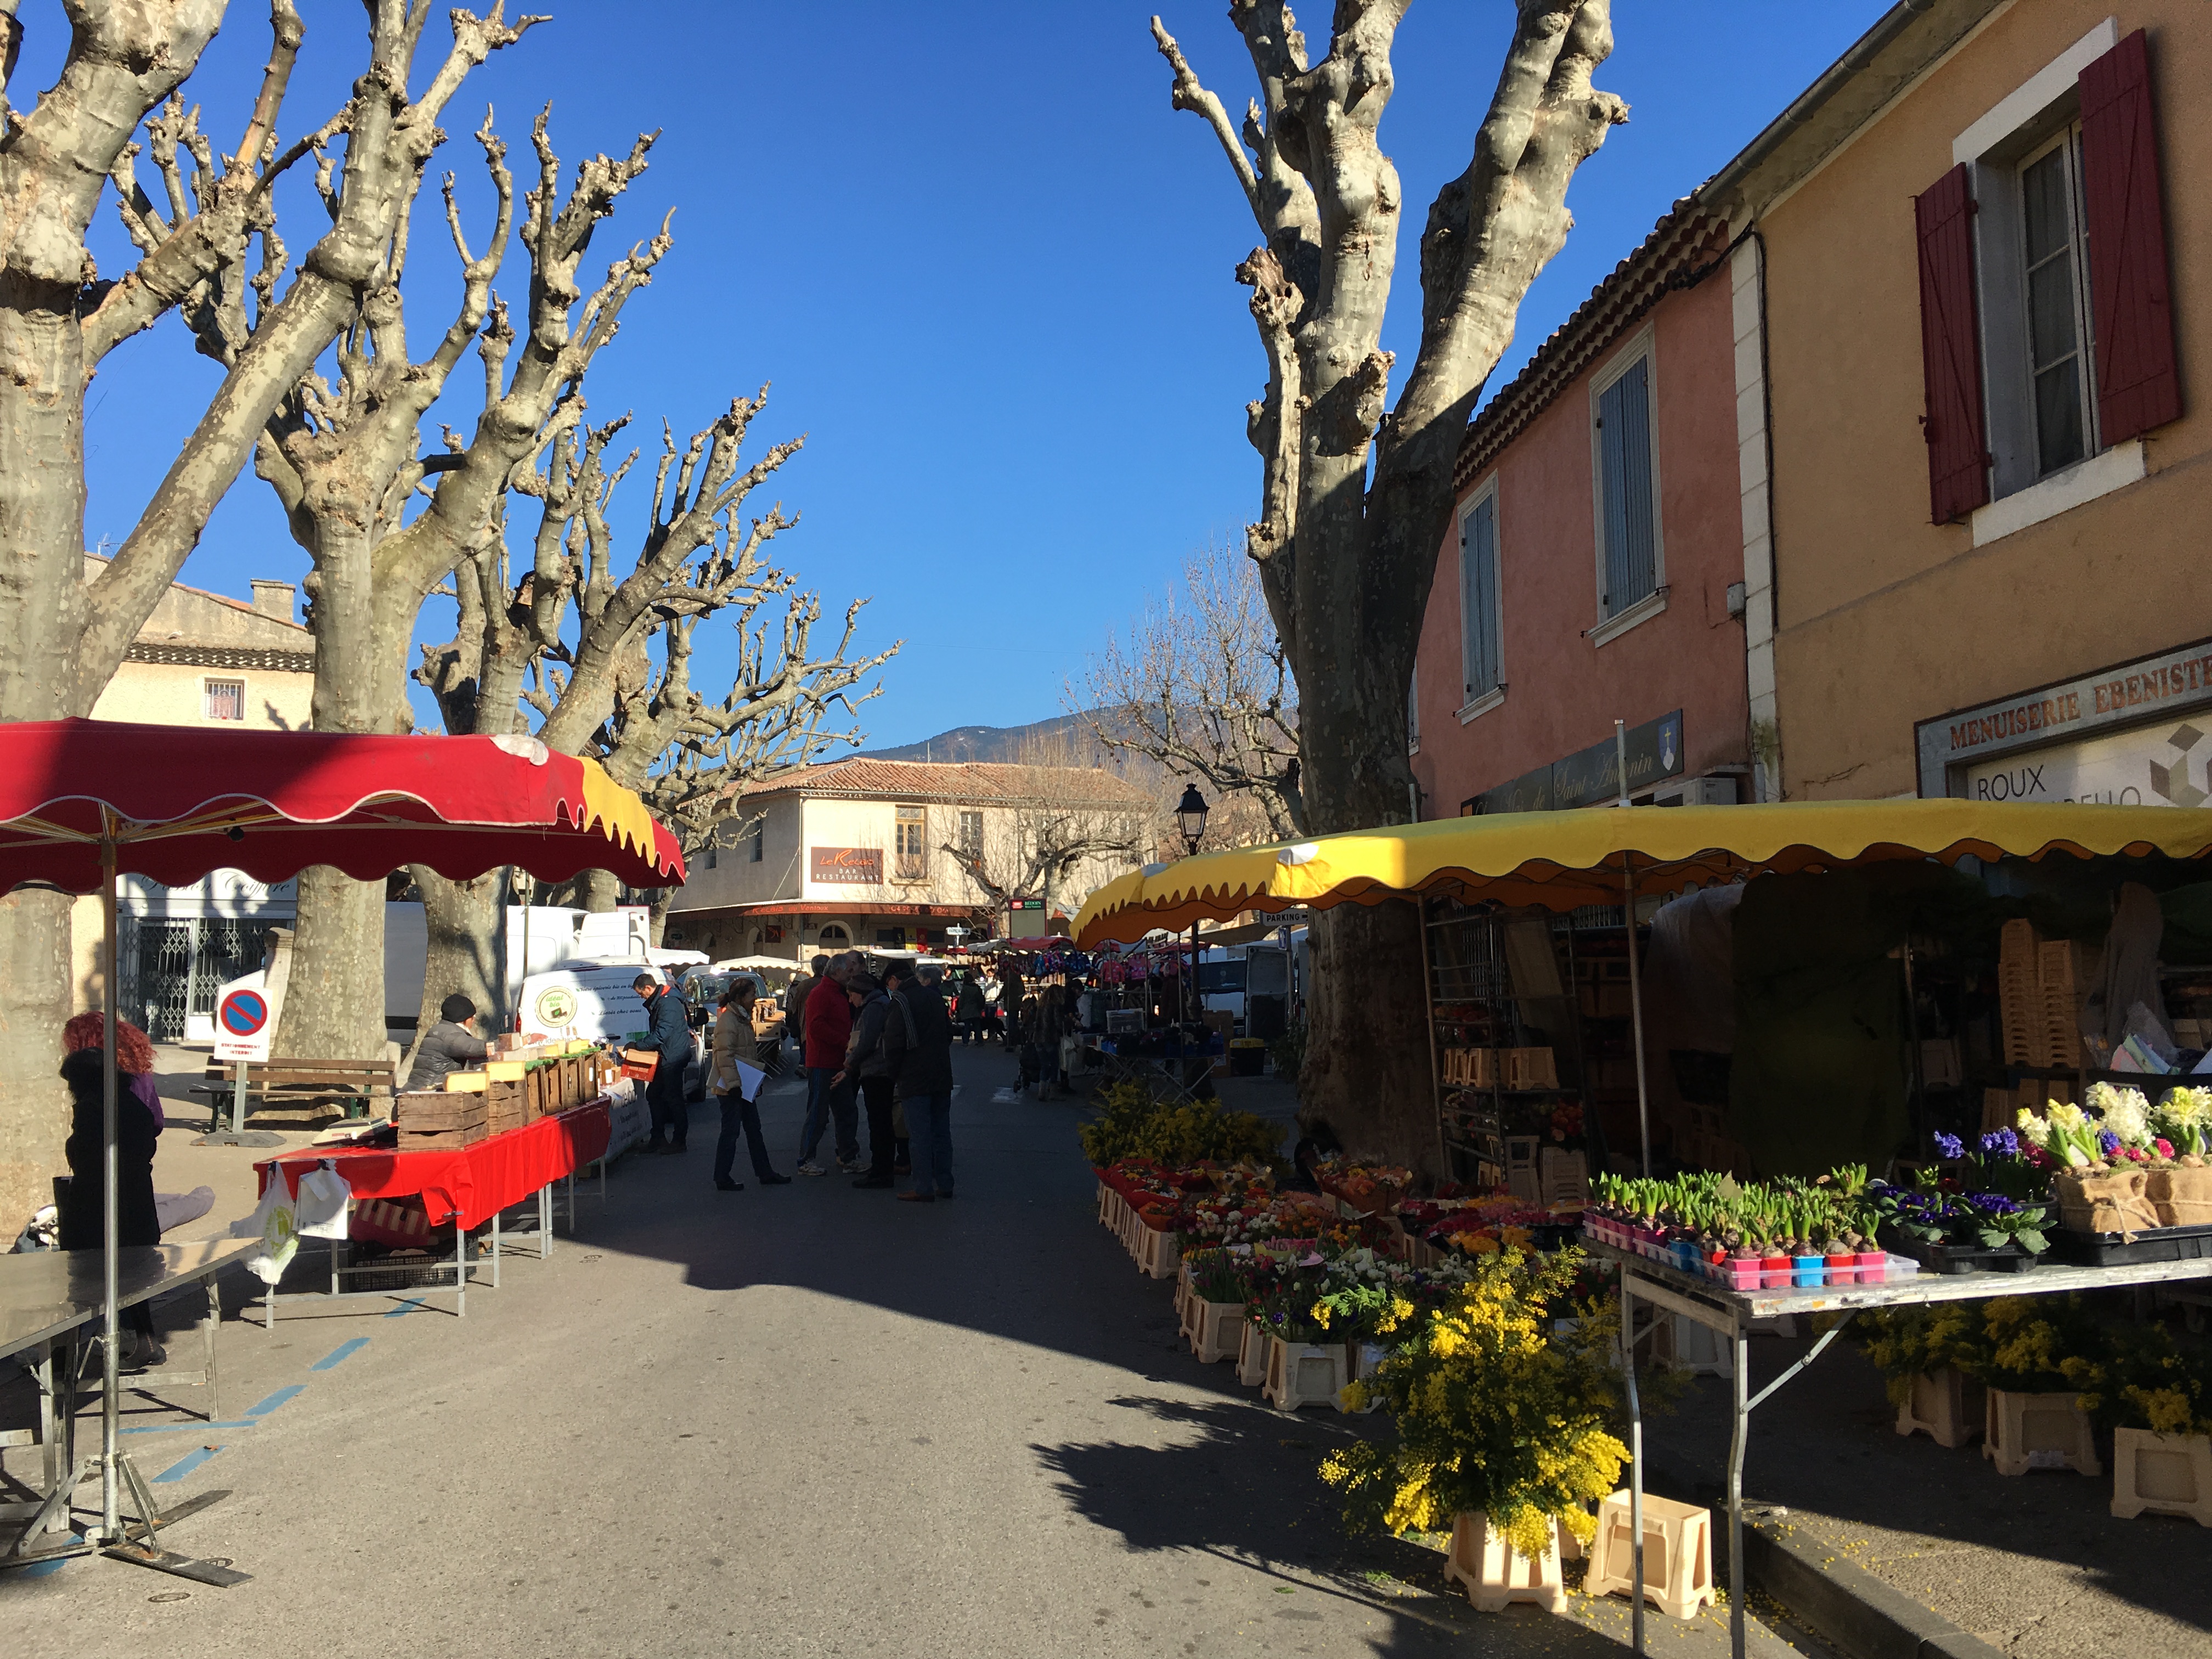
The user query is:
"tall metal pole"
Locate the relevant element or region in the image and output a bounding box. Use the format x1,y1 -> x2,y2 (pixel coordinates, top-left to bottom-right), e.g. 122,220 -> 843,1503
1615,721 -> 1652,1178
100,823 -> 122,1541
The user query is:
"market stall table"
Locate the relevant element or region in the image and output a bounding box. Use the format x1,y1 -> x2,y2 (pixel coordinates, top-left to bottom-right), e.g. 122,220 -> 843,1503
1080,1030 -> 1224,1106
252,1098 -> 613,1323
2,1238 -> 258,1577
1595,1242 -> 2212,1659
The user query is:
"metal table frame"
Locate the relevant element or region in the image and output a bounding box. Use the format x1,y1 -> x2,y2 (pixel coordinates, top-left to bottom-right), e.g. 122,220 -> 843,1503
1604,1244 -> 2212,1658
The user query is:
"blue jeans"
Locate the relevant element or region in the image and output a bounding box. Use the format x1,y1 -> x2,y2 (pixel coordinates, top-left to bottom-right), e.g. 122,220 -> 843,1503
801,1066 -> 858,1165
903,1089 -> 953,1197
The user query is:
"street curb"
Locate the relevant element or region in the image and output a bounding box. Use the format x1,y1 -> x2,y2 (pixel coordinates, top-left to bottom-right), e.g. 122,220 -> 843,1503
1641,1458 -> 2006,1659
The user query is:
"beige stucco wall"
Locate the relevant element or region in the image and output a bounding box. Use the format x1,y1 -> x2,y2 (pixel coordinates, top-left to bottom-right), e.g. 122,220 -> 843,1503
88,659 -> 314,730
1760,1 -> 2212,798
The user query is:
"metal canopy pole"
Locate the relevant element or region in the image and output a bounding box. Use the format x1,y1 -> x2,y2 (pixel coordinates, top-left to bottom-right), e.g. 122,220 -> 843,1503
99,825 -> 121,1542
1615,721 -> 1652,1177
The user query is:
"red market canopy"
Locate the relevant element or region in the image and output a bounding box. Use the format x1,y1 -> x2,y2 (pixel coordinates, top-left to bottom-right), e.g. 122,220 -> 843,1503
0,720 -> 686,891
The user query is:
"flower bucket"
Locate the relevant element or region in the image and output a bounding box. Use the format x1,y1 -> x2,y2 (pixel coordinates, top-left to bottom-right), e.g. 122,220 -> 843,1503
1791,1254 -> 1824,1287
1984,1388 -> 2102,1477
2112,1427 -> 2212,1525
1895,1366 -> 1983,1449
1442,1512 -> 1567,1615
1759,1255 -> 1790,1290
1263,1336 -> 1349,1412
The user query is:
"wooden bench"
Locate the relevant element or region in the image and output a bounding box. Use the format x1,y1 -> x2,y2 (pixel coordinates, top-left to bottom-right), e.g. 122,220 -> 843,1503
193,1057 -> 397,1130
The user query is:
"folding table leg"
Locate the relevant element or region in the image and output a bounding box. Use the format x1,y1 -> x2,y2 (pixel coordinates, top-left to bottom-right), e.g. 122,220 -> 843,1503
202,1274 -> 223,1421
490,1207 -> 501,1290
455,1215 -> 467,1318
539,1182 -> 554,1252
35,1338 -> 60,1511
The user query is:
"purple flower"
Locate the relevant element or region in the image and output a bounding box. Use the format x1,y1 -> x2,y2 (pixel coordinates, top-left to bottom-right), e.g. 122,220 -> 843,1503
2099,1129 -> 2122,1155
1933,1131 -> 1965,1160
1979,1127 -> 2020,1158
1969,1192 -> 2023,1216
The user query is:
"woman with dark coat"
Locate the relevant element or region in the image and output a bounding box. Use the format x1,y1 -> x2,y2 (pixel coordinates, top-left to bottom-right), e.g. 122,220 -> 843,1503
57,1012 -> 166,1366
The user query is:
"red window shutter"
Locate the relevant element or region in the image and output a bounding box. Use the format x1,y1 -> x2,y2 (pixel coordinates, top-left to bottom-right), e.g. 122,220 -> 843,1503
1914,163 -> 1989,524
2080,29 -> 2181,442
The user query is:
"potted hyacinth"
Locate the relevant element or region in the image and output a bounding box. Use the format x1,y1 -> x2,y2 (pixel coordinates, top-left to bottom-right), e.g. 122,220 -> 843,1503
2019,1083 -> 2212,1240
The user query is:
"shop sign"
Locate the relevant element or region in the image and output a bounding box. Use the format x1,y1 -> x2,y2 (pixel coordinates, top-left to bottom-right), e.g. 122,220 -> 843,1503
1962,720 -> 2208,808
1468,710 -> 1684,815
1917,635 -> 2212,797
809,846 -> 882,884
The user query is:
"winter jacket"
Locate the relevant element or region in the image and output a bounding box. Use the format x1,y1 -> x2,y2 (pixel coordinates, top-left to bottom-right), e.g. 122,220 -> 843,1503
882,980 -> 955,1101
804,975 -> 853,1069
843,988 -> 894,1080
636,988 -> 695,1068
58,1048 -> 161,1251
954,979 -> 986,1021
786,974 -> 815,1019
708,1005 -> 753,1096
404,1020 -> 490,1092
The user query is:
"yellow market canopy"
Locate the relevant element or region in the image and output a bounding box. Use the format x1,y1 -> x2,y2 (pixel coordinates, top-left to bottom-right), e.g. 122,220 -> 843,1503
1073,799 -> 2212,948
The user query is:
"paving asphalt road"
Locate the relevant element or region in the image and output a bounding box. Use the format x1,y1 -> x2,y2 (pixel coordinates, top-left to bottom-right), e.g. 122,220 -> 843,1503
3,1045 -> 1825,1658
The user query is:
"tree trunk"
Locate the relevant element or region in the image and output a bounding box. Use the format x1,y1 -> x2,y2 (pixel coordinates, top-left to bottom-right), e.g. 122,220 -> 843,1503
414,867 -> 505,1035
0,287 -> 89,1228
574,869 -> 620,916
277,514 -> 399,1059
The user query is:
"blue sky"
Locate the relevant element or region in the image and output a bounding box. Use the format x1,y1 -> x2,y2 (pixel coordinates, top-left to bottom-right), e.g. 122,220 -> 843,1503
65,1 -> 1892,751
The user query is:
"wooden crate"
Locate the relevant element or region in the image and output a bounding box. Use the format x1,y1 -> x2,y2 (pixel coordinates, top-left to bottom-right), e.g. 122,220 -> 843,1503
2038,939 -> 2083,1069
394,1090 -> 488,1147
1998,918 -> 2044,1068
484,1076 -> 531,1135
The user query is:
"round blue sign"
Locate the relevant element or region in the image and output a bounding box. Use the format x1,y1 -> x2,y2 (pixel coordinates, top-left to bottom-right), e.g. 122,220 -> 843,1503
219,989 -> 269,1036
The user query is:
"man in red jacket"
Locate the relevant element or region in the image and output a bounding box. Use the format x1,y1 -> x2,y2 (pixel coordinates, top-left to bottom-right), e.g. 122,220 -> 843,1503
798,951 -> 862,1174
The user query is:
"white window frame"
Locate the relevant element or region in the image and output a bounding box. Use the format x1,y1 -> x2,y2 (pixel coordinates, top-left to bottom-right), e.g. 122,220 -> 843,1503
1954,16 -> 2147,545
201,675 -> 247,722
1457,472 -> 1506,722
1587,326 -> 1667,647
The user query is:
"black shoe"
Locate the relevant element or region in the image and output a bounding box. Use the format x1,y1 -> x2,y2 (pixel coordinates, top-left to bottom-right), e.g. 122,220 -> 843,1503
852,1175 -> 894,1189
716,1178 -> 744,1192
758,1172 -> 792,1185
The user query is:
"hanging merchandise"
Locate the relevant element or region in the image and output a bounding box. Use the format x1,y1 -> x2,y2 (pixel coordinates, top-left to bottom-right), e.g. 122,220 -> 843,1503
234,1170 -> 300,1285
294,1160 -> 352,1241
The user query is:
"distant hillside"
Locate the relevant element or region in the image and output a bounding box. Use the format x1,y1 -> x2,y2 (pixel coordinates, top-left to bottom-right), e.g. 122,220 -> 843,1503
861,712 -> 1105,765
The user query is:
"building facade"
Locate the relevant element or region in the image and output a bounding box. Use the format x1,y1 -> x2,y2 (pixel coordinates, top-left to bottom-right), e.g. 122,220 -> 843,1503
1411,207 -> 1751,815
75,560 -> 315,1037
1704,0 -> 2207,803
664,758 -> 1155,962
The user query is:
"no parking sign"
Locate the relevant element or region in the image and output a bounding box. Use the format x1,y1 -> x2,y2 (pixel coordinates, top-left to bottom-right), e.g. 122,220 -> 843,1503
212,943 -> 290,1065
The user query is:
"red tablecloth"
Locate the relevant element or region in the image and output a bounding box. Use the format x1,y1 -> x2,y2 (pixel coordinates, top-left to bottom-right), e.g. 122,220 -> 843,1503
256,1099 -> 612,1229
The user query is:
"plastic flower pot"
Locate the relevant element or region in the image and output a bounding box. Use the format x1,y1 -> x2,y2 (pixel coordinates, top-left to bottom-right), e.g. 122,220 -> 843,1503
1853,1250 -> 1888,1284
1824,1252 -> 1857,1286
1791,1254 -> 1825,1287
1725,1257 -> 1763,1291
1759,1255 -> 1791,1289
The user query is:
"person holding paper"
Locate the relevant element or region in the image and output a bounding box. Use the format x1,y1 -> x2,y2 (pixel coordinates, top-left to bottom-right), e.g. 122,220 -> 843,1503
710,982 -> 789,1191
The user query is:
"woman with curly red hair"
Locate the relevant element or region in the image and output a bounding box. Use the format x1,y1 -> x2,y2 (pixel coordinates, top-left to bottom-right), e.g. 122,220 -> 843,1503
58,1011 -> 167,1367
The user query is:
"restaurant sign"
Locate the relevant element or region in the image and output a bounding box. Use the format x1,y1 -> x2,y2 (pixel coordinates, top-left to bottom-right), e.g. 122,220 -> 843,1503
809,846 -> 883,884
1467,710 -> 1684,815
1915,635 -> 2212,798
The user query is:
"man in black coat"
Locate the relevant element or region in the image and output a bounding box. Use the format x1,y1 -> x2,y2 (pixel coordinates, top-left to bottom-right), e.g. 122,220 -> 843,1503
634,972 -> 697,1153
882,966 -> 956,1203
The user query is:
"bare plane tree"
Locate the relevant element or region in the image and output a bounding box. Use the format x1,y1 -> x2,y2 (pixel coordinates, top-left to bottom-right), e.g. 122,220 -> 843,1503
1150,1 -> 1625,1168
941,800 -> 1150,928
411,397 -> 897,1024
1079,538 -> 1305,842
0,1 -> 536,1221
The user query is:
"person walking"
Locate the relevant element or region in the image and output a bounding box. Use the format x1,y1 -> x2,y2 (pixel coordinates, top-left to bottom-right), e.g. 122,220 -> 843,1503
835,970 -> 898,1188
634,971 -> 696,1154
882,960 -> 956,1203
798,952 -> 862,1174
999,962 -> 1025,1048
405,992 -> 490,1091
58,1013 -> 166,1367
785,954 -> 825,1066
953,972 -> 986,1044
709,981 -> 789,1191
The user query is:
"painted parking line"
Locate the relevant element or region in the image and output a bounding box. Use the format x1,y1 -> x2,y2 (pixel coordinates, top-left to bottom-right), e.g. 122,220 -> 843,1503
17,1534 -> 82,1577
245,1384 -> 305,1417
308,1338 -> 369,1372
152,1446 -> 223,1483
120,1420 -> 260,1435
384,1297 -> 435,1318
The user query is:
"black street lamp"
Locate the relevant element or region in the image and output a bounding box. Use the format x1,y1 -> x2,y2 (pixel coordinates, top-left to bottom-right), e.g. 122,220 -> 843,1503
1176,782 -> 1209,855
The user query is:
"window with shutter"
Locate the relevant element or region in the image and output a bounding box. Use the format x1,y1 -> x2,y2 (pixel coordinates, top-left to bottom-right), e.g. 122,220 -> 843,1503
1914,162 -> 1990,523
1590,342 -> 1661,629
894,804 -> 927,881
1458,484 -> 1502,708
2079,28 -> 2180,443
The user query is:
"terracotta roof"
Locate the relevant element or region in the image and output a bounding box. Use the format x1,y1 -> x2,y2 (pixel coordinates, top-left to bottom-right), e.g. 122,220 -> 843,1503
737,758 -> 1156,811
1453,201 -> 1731,491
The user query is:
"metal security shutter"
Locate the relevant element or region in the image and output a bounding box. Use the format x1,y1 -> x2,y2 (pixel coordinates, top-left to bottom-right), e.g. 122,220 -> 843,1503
2080,29 -> 2181,443
1597,358 -> 1655,615
1914,162 -> 1990,523
1461,494 -> 1501,697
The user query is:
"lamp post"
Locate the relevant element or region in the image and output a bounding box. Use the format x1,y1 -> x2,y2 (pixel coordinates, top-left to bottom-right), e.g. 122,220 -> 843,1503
1175,784 -> 1208,1028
